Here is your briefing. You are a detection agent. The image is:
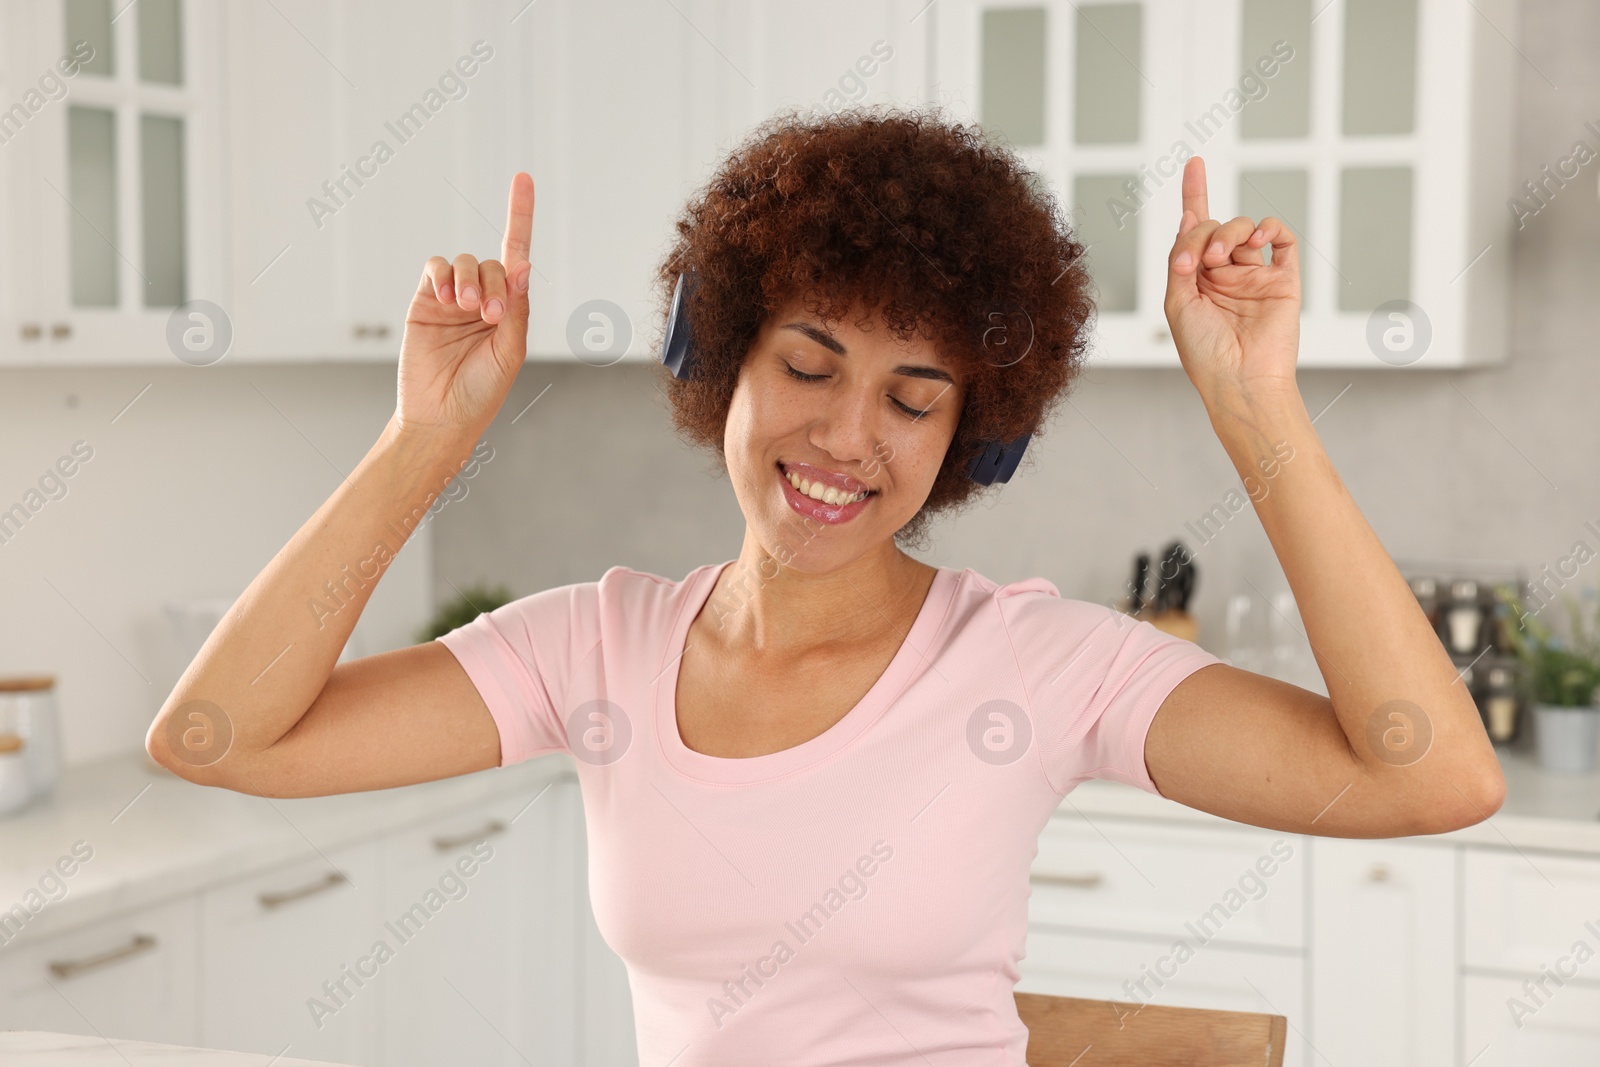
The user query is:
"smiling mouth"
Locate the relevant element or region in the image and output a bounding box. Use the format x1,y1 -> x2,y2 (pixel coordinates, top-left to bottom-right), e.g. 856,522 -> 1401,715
777,462 -> 877,506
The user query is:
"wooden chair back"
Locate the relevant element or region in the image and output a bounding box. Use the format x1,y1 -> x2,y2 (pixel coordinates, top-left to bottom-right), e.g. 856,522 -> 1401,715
1015,991 -> 1287,1067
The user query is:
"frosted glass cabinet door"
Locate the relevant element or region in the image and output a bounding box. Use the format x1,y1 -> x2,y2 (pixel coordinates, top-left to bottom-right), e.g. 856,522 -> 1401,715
935,0 -> 1514,368
16,0 -> 225,365
934,0 -> 1193,366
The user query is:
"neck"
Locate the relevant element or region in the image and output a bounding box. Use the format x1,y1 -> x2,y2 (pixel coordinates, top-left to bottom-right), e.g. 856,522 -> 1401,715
704,531 -> 935,654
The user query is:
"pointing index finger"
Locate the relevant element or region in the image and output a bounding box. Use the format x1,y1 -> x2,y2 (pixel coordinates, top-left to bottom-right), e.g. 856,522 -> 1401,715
1182,156 -> 1209,224
502,171 -> 534,268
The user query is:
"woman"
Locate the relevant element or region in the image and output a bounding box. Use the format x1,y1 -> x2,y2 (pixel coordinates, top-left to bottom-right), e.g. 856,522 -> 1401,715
149,109 -> 1504,1065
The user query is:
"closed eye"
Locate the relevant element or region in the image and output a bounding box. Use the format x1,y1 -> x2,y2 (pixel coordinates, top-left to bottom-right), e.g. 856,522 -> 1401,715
782,363 -> 933,420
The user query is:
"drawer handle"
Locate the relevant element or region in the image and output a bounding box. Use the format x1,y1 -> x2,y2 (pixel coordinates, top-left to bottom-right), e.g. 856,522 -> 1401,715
1368,863 -> 1390,883
1031,872 -> 1105,889
48,934 -> 157,979
258,871 -> 347,909
434,819 -> 507,852
51,323 -> 72,339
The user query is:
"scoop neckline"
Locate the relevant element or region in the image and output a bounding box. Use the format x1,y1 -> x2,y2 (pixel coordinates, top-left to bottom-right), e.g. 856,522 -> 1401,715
655,559 -> 958,785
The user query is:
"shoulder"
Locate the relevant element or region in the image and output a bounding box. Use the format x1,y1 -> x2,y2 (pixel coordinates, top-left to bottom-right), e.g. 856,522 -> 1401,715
592,563 -> 718,629
458,562 -> 720,649
944,567 -> 1123,639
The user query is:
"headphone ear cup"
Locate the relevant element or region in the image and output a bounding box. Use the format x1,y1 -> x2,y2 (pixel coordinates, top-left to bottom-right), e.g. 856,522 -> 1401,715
967,434 -> 1030,485
661,270 -> 697,380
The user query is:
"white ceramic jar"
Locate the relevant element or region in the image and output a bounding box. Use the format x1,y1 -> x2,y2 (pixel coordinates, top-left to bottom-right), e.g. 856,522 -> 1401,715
0,676 -> 61,803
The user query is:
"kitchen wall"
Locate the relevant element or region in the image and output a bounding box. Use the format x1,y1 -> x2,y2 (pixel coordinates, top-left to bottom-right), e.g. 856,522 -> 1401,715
0,366 -> 431,767
3,0 -> 1593,770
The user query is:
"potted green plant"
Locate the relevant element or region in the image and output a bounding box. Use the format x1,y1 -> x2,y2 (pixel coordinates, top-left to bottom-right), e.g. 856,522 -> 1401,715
415,582 -> 516,644
1497,586 -> 1600,774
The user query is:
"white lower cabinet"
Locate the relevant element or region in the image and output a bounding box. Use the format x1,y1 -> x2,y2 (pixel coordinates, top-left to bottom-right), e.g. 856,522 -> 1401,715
1460,845 -> 1600,1066
199,840 -> 384,1064
1463,847 -> 1600,974
378,780 -> 579,1067
1462,973 -> 1600,1065
1019,927 -> 1309,1067
1310,839 -> 1455,1066
1032,816 -> 1306,949
0,894 -> 198,1045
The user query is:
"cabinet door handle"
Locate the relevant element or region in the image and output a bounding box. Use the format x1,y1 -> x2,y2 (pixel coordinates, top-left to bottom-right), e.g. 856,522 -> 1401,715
48,934 -> 157,979
258,870 -> 347,909
353,324 -> 370,338
51,323 -> 72,339
373,323 -> 390,338
433,819 -> 507,852
1030,871 -> 1104,889
20,324 -> 42,340
1368,863 -> 1391,883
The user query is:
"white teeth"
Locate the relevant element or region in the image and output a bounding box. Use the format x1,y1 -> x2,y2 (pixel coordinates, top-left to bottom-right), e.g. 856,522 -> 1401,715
783,467 -> 868,505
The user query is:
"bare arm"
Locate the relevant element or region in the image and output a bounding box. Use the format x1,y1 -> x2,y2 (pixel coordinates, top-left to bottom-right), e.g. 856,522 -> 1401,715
1140,157 -> 1504,837
147,173 -> 538,798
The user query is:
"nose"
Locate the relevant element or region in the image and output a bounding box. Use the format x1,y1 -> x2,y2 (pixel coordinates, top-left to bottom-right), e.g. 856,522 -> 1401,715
808,379 -> 883,472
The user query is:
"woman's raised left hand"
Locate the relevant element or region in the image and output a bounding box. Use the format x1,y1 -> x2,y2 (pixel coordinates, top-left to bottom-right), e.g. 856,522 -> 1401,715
1163,155 -> 1302,410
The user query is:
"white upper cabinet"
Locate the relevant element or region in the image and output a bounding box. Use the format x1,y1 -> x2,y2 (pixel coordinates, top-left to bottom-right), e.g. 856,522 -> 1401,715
0,0 -> 1517,367
719,0 -> 932,127
522,0 -> 709,366
220,0 -> 341,361
2,0 -> 226,366
531,0 -> 933,365
223,0 -> 531,363
932,0 -> 1518,369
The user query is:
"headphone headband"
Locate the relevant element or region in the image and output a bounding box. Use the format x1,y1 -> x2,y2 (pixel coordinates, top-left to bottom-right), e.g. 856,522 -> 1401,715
660,269 -> 1029,485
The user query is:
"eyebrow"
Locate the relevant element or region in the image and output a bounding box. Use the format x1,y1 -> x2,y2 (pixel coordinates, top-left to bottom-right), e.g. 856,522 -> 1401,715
781,322 -> 957,385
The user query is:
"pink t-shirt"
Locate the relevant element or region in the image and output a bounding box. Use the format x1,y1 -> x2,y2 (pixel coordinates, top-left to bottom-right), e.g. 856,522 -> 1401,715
436,561 -> 1221,1066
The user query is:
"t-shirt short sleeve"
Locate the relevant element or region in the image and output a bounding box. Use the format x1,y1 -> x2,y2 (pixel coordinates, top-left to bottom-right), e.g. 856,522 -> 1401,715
995,580 -> 1224,796
435,581 -> 600,767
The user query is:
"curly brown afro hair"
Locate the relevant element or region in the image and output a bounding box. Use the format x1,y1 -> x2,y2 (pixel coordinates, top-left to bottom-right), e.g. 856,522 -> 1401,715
650,103 -> 1097,549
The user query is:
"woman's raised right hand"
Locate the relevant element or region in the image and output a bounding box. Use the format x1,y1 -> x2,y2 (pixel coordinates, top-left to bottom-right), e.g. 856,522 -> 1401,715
394,172 -> 535,444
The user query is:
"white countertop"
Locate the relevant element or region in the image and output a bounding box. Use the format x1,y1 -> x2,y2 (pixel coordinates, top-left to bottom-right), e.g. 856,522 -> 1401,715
0,751 -> 571,951
1,741 -> 1597,960
0,1031 -> 353,1065
1066,744 -> 1600,854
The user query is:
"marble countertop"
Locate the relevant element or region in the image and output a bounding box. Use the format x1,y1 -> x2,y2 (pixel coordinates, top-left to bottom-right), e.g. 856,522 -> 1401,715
0,1031 -> 353,1064
1065,745 -> 1600,854
0,751 -> 571,950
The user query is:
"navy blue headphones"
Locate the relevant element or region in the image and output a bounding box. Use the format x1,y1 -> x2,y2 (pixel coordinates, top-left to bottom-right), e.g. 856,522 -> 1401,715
660,269 -> 1030,486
